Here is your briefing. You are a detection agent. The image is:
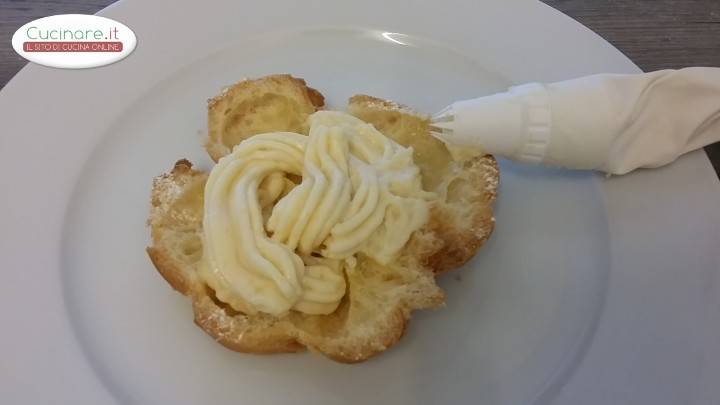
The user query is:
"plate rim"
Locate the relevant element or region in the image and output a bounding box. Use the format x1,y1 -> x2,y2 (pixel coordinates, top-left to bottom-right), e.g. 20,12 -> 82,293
1,0 -> 718,404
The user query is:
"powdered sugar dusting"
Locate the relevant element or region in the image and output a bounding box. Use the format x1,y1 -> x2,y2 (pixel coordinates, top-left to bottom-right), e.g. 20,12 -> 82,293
207,78 -> 249,108
481,156 -> 500,196
356,96 -> 430,120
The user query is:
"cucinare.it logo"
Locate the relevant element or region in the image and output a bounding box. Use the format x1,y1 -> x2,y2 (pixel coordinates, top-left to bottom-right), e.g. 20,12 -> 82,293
12,14 -> 137,69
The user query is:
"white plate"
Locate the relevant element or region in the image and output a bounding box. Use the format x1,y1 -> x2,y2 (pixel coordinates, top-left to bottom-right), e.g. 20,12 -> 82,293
1,1 -> 718,404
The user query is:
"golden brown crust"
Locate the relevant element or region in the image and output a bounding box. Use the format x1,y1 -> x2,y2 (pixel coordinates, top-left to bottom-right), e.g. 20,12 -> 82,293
424,156 -> 499,273
348,94 -> 428,119
206,75 -> 324,110
301,308 -> 408,363
147,246 -> 190,295
192,293 -> 305,354
147,159 -> 207,294
305,86 -> 326,109
347,95 -> 499,274
146,77 -> 498,362
206,74 -> 324,161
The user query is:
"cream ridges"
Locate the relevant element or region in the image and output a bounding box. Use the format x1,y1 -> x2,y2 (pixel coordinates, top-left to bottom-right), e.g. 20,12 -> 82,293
199,111 -> 432,317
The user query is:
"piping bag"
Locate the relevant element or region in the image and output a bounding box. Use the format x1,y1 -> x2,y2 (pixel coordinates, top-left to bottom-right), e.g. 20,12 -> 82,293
430,67 -> 720,175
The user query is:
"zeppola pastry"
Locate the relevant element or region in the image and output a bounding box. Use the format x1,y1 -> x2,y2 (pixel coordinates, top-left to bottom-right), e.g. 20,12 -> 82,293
146,74 -> 498,362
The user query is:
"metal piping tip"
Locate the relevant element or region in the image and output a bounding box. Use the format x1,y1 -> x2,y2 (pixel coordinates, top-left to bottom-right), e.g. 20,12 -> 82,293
430,104 -> 455,139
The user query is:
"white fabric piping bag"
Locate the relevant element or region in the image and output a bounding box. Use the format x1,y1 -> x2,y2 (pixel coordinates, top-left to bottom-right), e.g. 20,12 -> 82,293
431,67 -> 720,175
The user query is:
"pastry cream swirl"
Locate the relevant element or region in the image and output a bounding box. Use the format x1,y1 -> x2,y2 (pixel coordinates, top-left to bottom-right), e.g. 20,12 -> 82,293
200,111 -> 431,316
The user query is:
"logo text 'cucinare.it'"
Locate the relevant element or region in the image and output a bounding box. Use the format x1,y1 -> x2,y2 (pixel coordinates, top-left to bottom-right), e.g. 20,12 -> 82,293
11,14 -> 137,68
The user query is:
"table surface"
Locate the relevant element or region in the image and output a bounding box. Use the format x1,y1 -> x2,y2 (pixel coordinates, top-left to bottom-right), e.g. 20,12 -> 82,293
1,0 -> 718,178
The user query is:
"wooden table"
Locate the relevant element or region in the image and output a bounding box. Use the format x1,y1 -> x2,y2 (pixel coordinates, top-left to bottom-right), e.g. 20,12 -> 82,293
1,0 -> 719,177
